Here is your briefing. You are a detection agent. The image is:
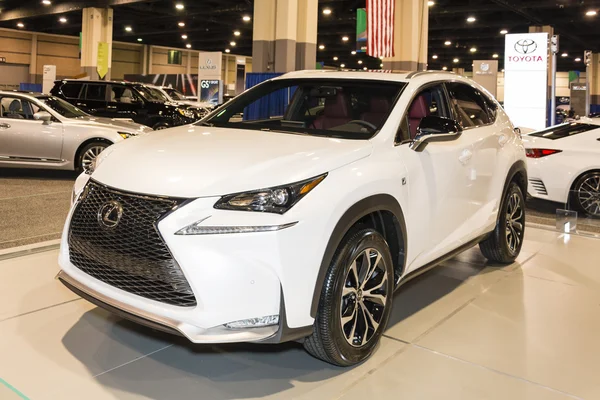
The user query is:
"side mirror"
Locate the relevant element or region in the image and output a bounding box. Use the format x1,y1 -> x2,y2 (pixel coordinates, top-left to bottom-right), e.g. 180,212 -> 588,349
410,116 -> 462,152
33,111 -> 53,124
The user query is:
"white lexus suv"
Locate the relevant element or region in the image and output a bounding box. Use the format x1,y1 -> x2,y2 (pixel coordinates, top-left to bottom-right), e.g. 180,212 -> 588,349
57,71 -> 527,366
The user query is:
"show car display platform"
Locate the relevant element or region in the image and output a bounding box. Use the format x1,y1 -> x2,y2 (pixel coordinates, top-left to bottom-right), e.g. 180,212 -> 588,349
1,227 -> 599,399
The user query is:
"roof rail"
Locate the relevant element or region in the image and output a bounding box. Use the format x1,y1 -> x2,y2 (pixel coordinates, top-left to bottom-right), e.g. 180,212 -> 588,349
406,70 -> 457,79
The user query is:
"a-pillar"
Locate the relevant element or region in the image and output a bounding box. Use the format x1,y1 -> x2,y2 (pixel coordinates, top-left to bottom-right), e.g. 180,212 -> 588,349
382,0 -> 428,72
296,0 -> 318,70
81,7 -> 113,80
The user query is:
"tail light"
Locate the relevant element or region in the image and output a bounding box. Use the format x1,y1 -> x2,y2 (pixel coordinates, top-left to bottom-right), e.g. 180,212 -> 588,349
525,148 -> 562,158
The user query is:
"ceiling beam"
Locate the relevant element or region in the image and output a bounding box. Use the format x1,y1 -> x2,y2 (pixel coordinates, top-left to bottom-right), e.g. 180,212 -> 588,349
0,0 -> 160,22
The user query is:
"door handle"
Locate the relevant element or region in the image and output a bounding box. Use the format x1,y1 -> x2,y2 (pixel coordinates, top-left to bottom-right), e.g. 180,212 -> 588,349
0,123 -> 10,129
458,148 -> 473,165
498,134 -> 509,146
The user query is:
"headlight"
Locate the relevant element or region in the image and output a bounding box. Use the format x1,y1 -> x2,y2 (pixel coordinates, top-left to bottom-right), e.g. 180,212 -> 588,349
214,174 -> 327,214
178,108 -> 195,119
118,131 -> 135,139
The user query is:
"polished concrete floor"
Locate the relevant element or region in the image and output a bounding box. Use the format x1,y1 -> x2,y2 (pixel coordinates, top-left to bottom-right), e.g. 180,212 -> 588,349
0,227 -> 599,399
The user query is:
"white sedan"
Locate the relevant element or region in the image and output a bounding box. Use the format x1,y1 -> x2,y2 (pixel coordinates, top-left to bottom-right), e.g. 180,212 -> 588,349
524,118 -> 600,217
0,91 -> 152,172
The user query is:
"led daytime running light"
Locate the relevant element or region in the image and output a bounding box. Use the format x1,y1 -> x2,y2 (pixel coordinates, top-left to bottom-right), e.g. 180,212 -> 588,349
176,221 -> 298,235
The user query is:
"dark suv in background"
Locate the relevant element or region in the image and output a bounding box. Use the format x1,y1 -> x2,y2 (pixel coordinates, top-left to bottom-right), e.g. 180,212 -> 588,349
51,80 -> 198,130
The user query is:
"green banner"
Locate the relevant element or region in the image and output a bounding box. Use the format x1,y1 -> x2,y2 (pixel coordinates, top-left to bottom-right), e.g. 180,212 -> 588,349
97,42 -> 109,79
357,8 -> 367,52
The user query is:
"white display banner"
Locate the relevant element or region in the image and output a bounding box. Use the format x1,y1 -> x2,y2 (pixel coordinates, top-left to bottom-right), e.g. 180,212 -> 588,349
198,51 -> 222,80
504,33 -> 548,130
42,65 -> 56,94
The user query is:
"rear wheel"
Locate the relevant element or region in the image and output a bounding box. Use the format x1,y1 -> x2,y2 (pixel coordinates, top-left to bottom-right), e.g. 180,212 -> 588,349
479,182 -> 525,263
572,171 -> 600,218
76,141 -> 108,173
304,228 -> 394,366
152,122 -> 170,130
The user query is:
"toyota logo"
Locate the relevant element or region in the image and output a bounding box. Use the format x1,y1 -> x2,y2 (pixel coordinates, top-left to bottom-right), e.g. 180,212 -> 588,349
480,63 -> 490,72
98,200 -> 123,229
514,39 -> 537,54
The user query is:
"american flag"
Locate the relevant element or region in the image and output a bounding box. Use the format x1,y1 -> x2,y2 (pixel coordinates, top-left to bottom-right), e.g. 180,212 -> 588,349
366,0 -> 395,58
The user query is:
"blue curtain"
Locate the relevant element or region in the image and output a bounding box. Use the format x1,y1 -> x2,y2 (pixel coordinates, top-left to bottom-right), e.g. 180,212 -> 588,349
20,83 -> 42,92
244,72 -> 286,121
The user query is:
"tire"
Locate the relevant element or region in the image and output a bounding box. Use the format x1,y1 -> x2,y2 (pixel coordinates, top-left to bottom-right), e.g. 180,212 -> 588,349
76,141 -> 109,173
304,228 -> 394,366
152,122 -> 170,130
479,182 -> 526,263
571,171 -> 600,218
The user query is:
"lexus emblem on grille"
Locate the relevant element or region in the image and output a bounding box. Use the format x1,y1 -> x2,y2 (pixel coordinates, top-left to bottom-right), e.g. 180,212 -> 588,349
514,39 -> 537,54
98,200 -> 123,229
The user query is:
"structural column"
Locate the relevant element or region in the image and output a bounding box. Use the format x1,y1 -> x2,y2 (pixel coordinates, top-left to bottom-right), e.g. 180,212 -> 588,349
382,0 -> 428,72
81,7 -> 113,80
529,25 -> 554,103
252,0 -> 276,72
29,34 -> 38,83
589,53 -> 600,110
295,0 -> 318,70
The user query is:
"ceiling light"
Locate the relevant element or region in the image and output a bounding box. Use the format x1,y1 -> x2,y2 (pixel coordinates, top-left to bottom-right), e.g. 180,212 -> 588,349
333,56 -> 338,61
470,47 -> 477,52
453,58 -> 459,63
125,26 -> 132,32
358,60 -> 363,64
351,50 -> 356,55
178,22 -> 185,27
466,16 -> 476,22
500,29 -> 508,34
585,10 -> 597,16
323,8 -> 332,15
501,69 -> 505,72
493,53 -> 499,58
137,38 -> 143,42
342,36 -> 349,41
230,41 -> 236,46
432,54 -> 438,59
234,31 -> 241,36
17,22 -> 24,28
442,66 -> 448,71
444,40 -> 451,45
561,52 -> 568,57
175,3 -> 184,10
340,63 -> 345,68
42,0 -> 51,4
319,44 -> 325,50
428,1 -> 434,6
243,15 -> 251,22
575,57 -> 582,62
362,66 -> 367,70
225,48 -> 231,53
181,34 -> 188,39
186,44 -> 192,48
59,17 -> 67,23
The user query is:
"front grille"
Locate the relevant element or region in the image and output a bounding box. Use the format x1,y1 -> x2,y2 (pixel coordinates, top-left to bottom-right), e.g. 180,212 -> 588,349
529,178 -> 548,196
68,181 -> 196,307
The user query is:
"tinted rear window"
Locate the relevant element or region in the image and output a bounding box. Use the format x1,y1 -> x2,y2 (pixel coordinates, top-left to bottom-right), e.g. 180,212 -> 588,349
61,82 -> 83,98
529,123 -> 598,140
85,84 -> 107,101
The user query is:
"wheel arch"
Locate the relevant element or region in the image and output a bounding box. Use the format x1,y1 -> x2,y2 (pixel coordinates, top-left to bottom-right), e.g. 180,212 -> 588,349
497,160 -> 527,223
74,138 -> 113,169
309,194 -> 407,318
569,168 -> 600,192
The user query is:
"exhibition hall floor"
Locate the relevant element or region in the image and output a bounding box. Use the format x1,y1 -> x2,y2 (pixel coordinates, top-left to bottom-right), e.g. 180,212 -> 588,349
1,227 -> 599,399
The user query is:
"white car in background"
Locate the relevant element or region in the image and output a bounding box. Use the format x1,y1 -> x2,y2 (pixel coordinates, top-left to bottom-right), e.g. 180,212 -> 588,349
148,86 -> 213,118
524,119 -> 600,217
57,71 -> 527,366
0,91 -> 152,172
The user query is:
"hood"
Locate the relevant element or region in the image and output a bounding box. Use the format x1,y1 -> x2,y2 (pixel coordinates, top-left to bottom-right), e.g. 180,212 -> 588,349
69,116 -> 152,134
92,125 -> 372,197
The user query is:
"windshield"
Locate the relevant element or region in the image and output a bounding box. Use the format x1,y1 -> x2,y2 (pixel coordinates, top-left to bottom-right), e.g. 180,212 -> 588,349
203,78 -> 406,139
164,88 -> 186,101
37,96 -> 88,118
136,86 -> 165,102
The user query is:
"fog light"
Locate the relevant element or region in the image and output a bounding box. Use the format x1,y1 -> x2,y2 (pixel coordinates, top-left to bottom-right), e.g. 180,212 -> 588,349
224,315 -> 279,329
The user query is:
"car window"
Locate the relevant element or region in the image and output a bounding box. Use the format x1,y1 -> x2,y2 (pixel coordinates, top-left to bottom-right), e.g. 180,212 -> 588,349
165,88 -> 185,101
446,83 -> 491,128
205,79 -> 405,140
110,86 -> 142,104
85,84 -> 107,101
38,96 -> 88,118
404,84 -> 450,140
61,82 -> 84,99
0,97 -> 36,120
528,123 -> 598,140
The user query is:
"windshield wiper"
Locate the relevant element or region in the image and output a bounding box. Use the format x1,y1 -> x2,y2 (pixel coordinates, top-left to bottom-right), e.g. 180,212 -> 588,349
196,121 -> 214,127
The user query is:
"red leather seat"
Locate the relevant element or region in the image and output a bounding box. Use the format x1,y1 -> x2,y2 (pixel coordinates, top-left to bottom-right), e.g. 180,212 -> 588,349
408,95 -> 429,139
361,97 -> 391,127
313,91 -> 351,130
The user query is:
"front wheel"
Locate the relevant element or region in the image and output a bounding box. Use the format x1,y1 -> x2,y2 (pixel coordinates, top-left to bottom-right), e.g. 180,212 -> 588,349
76,141 -> 108,173
152,122 -> 170,130
304,228 -> 394,366
479,182 -> 525,263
